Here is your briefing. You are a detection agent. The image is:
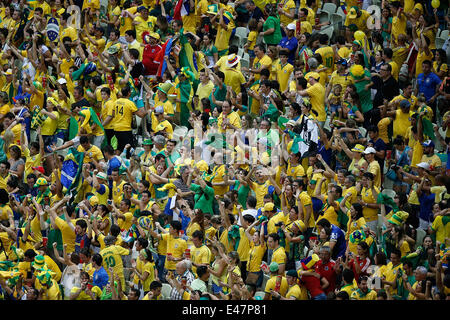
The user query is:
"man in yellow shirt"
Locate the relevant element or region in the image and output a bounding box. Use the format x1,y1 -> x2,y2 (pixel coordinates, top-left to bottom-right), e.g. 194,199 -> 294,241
149,221 -> 187,272
359,170 -> 380,233
385,99 -> 414,139
298,72 -> 326,126
217,100 -> 241,134
133,6 -> 157,44
351,276 -> 377,300
268,233 -> 287,275
263,262 -> 289,300
363,147 -> 381,189
59,12 -> 79,45
211,8 -> 235,57
248,44 -> 272,82
420,140 -> 442,178
112,85 -> 147,152
275,50 -> 294,93
77,136 -> 105,166
344,6 -> 371,42
315,34 -> 335,77
189,230 -> 211,276
390,82 -> 417,112
223,54 -> 246,94
100,235 -> 131,289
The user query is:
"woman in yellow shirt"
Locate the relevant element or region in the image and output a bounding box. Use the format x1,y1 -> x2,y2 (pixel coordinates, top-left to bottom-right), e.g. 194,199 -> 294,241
185,209 -> 204,248
390,225 -> 411,258
40,98 -> 60,151
132,248 -> 157,294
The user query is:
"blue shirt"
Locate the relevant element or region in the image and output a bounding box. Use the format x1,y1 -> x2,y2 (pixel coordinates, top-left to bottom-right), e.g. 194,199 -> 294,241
330,224 -> 347,259
419,192 -> 435,222
93,267 -> 109,289
279,36 -> 298,64
417,72 -> 442,102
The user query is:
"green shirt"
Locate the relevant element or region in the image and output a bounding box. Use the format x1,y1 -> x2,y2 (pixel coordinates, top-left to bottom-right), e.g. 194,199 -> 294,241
263,16 -> 282,45
190,183 -> 215,215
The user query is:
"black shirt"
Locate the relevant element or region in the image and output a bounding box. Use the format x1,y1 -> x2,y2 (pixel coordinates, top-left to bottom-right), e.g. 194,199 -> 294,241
71,98 -> 90,111
373,75 -> 399,107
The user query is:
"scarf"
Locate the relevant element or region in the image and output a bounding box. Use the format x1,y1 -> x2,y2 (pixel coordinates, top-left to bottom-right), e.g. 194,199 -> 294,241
227,225 -> 241,251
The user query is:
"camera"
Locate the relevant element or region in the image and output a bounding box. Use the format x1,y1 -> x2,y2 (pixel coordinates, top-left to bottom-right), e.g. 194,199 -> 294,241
275,222 -> 284,227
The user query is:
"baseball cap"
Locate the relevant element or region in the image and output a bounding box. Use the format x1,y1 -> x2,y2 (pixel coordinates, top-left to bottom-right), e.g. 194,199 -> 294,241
286,269 -> 298,278
88,195 -> 99,207
364,147 -> 376,154
269,262 -> 279,272
142,139 -> 153,146
417,162 -> 430,171
32,166 -> 45,174
306,72 -> 320,81
292,220 -> 306,233
348,6 -> 359,19
263,202 -> 275,212
287,23 -> 296,31
96,172 -> 107,180
422,140 -> 434,148
399,99 -> 411,109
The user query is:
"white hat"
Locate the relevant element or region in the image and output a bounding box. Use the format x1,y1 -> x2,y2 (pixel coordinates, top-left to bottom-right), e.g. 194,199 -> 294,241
417,162 -> 430,171
226,54 -> 240,68
57,78 -> 67,84
363,147 -> 376,154
287,23 -> 296,31
96,172 -> 108,180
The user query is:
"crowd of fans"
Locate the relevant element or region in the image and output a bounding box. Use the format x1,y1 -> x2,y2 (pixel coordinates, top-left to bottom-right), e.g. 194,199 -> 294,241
0,0 -> 449,301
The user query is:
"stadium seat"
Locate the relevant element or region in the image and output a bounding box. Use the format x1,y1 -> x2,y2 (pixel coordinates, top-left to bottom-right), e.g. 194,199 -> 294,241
241,52 -> 250,69
319,26 -> 334,41
161,283 -> 172,300
260,273 -> 270,290
415,228 -> 427,249
319,3 -> 337,24
233,27 -> 249,47
436,30 -> 449,49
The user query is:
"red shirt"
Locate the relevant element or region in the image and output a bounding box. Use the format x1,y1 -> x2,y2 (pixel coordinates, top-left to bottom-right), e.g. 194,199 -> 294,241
348,256 -> 371,280
300,275 -> 324,298
142,44 -> 162,75
315,259 -> 337,294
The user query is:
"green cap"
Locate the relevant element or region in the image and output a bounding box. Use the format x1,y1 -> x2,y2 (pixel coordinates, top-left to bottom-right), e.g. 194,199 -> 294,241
269,261 -> 279,272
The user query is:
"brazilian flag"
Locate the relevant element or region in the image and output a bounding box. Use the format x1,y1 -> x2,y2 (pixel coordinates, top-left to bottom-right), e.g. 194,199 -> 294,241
61,148 -> 85,204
